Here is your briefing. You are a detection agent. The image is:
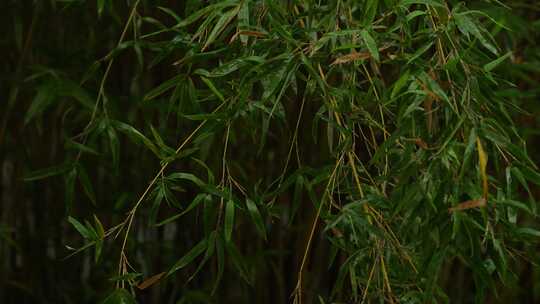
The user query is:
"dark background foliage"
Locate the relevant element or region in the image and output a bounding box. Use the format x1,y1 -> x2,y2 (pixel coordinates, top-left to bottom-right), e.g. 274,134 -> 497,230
1,0 -> 540,303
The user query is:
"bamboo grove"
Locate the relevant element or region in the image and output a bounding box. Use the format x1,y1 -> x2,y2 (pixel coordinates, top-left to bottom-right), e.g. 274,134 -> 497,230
3,0 -> 540,303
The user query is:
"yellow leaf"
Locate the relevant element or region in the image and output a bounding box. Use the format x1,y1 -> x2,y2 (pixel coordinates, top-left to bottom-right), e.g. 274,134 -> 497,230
476,138 -> 488,200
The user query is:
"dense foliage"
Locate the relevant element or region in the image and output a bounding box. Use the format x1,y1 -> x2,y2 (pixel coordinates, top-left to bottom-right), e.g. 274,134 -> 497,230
2,0 -> 540,303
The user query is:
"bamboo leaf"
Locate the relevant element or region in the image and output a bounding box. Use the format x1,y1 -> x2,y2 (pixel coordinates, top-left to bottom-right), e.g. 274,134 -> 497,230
156,194 -> 210,227
168,172 -> 205,187
201,76 -> 226,102
455,13 -> 498,55
93,215 -> 105,239
401,0 -> 445,7
100,289 -> 137,304
78,165 -> 97,205
168,238 -> 208,276
174,2 -> 236,28
203,9 -> 237,51
97,0 -> 106,17
137,272 -> 166,290
144,74 -> 185,101
113,121 -> 160,157
246,198 -> 266,240
360,29 -> 379,62
68,216 -> 90,239
24,162 -> 73,182
24,83 -> 56,125
516,228 -> 540,238
476,138 -> 489,199
224,200 -> 235,242
484,52 -> 512,72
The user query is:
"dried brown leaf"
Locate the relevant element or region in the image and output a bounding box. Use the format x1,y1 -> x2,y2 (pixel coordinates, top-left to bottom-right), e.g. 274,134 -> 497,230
448,198 -> 486,213
414,138 -> 428,149
137,272 -> 166,290
331,51 -> 371,65
229,30 -> 267,43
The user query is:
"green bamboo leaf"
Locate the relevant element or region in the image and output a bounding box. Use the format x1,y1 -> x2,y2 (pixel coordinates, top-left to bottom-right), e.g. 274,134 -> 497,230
201,76 -> 225,102
187,232 -> 217,283
516,228 -> 540,238
182,112 -> 228,121
212,233 -> 225,294
144,74 -> 185,101
406,10 -> 427,22
518,166 -> 540,186
192,157 -> 215,184
149,124 -> 175,156
168,238 -> 208,276
484,52 -> 512,72
107,125 -> 120,170
237,0 -> 250,43
203,9 -> 237,50
94,238 -> 103,263
97,0 -> 106,17
24,83 -> 56,125
224,200 -> 235,242
455,13 -> 498,55
93,215 -> 105,239
391,70 -> 411,99
113,121 -> 160,157
156,194 -> 210,226
246,198 -> 266,240
225,241 -> 251,283
401,0 -> 445,7
362,0 -> 378,24
68,216 -> 90,239
498,199 -> 532,215
149,182 -> 165,225
360,29 -> 379,62
57,79 -> 94,109
101,288 -> 137,304
168,172 -> 205,187
196,56 -> 264,78
157,6 -> 182,23
511,167 -> 534,203
65,168 -> 77,213
78,165 -> 97,205
65,138 -> 100,155
289,175 -> 304,225
63,241 -> 96,260
407,41 -> 434,64
174,2 -> 236,28
84,220 -> 98,240
459,128 -> 477,179
419,72 -> 450,104
24,162 -> 73,182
